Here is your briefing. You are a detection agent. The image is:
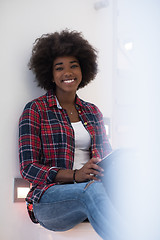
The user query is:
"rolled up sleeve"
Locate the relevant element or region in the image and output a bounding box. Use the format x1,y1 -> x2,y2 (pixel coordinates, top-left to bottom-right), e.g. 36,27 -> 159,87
19,102 -> 59,185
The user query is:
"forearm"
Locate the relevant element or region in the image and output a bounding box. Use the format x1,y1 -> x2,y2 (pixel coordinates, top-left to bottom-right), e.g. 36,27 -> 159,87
55,169 -> 75,184
55,158 -> 105,184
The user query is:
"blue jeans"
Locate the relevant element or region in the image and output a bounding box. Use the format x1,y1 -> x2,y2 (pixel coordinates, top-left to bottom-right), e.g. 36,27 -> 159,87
33,181 -> 128,240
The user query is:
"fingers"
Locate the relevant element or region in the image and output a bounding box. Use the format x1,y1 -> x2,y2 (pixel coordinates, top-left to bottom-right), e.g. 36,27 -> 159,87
89,157 -> 101,164
76,157 -> 105,182
85,173 -> 102,182
85,157 -> 104,180
89,168 -> 104,177
89,158 -> 104,174
90,163 -> 104,174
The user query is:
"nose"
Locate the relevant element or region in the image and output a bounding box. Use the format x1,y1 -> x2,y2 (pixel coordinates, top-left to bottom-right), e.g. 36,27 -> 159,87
64,70 -> 73,78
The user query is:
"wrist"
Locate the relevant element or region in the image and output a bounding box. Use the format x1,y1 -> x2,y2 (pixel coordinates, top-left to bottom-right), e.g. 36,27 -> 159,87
55,169 -> 75,183
73,169 -> 77,183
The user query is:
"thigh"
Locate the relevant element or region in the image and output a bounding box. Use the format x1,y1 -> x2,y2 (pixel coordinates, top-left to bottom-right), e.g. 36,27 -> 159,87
39,182 -> 87,203
33,183 -> 88,231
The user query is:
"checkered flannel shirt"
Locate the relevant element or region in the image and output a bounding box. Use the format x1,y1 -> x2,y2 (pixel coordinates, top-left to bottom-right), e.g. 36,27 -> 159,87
19,90 -> 112,203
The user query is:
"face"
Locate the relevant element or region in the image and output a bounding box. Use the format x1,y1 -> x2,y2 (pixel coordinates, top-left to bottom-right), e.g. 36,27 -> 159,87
53,56 -> 82,95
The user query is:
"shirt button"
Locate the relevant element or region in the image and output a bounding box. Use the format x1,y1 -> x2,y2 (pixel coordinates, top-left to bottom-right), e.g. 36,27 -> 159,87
84,122 -> 87,125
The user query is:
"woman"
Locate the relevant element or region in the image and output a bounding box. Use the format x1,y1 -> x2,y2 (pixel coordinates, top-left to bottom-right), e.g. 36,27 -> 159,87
19,30 -> 125,239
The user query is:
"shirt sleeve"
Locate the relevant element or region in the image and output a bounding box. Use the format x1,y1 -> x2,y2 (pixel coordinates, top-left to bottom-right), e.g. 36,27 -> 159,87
19,101 -> 60,185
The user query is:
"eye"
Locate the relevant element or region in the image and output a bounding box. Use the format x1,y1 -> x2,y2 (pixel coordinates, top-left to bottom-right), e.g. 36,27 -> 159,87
71,64 -> 79,69
55,66 -> 63,71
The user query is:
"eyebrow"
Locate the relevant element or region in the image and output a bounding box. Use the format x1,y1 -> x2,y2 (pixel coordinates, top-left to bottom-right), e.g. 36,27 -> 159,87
54,60 -> 79,67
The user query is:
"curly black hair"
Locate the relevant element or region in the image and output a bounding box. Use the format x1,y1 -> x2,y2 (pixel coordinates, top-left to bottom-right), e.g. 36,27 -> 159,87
28,29 -> 98,90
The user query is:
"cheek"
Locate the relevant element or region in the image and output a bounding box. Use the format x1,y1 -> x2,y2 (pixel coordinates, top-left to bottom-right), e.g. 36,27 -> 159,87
53,72 -> 59,82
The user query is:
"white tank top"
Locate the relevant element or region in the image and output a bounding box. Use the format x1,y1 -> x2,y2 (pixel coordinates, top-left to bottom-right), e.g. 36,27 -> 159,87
71,121 -> 91,170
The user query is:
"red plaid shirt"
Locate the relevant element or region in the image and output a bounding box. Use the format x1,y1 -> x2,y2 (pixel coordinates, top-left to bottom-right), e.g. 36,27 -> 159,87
19,90 -> 112,203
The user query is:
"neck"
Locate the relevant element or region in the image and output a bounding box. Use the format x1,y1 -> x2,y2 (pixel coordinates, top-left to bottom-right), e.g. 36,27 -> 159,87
56,91 -> 76,106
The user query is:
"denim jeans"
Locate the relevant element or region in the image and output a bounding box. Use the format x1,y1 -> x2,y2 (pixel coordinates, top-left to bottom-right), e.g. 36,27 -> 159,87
33,180 -> 128,240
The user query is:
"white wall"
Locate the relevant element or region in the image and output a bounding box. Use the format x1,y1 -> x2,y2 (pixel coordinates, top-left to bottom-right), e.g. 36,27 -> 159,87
0,1 -> 114,239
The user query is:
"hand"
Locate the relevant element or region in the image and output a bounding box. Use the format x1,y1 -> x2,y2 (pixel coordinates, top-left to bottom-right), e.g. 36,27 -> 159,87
75,157 -> 104,182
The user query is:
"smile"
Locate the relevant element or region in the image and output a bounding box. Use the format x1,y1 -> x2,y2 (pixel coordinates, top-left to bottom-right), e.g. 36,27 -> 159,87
62,79 -> 76,84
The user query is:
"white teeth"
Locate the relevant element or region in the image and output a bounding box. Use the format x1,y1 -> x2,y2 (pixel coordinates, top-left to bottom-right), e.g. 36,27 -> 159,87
63,79 -> 74,83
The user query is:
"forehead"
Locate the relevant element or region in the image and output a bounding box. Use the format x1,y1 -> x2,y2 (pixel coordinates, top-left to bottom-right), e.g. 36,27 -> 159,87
53,56 -> 78,65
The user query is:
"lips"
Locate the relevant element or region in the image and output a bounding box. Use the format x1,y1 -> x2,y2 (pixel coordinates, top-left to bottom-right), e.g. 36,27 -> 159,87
62,78 -> 76,84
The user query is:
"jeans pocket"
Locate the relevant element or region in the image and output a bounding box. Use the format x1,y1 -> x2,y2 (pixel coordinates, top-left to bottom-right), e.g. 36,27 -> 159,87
83,180 -> 95,191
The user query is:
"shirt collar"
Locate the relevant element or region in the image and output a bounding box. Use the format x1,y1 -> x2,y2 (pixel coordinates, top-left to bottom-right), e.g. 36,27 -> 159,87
55,96 -> 62,109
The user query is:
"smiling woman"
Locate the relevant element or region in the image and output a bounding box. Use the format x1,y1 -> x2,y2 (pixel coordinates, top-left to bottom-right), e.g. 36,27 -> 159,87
53,56 -> 82,96
18,29 -> 126,240
52,55 -> 83,122
28,30 -> 97,91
